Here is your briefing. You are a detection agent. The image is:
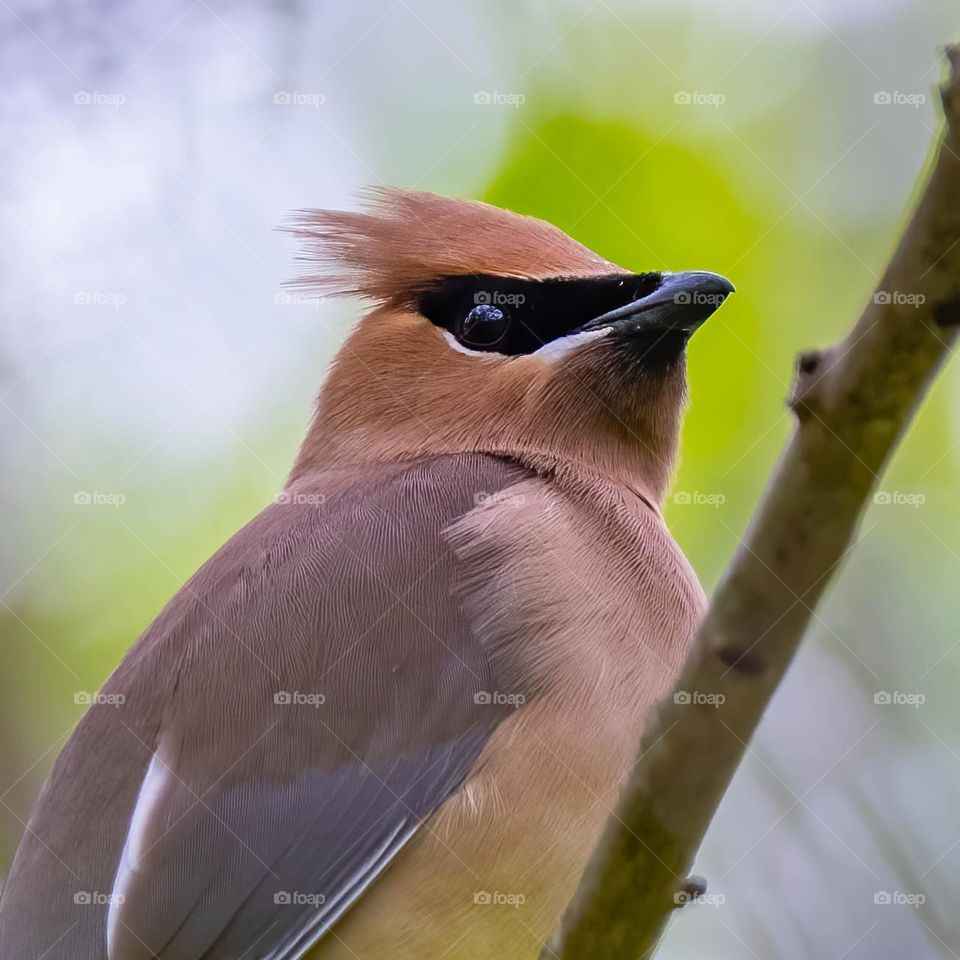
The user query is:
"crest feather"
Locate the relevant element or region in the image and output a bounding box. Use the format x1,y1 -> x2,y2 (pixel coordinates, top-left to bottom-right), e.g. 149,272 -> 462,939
284,187 -> 623,302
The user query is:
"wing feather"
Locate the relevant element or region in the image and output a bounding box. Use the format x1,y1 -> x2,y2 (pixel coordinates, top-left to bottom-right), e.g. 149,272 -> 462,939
0,453 -> 532,960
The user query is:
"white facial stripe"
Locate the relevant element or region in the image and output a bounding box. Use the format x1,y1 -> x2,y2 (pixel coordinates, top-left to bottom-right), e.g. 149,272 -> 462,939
532,326 -> 612,361
442,330 -> 496,358
442,326 -> 613,361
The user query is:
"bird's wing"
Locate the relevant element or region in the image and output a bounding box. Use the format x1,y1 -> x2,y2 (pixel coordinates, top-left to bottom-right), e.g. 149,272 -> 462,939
0,453 -> 534,960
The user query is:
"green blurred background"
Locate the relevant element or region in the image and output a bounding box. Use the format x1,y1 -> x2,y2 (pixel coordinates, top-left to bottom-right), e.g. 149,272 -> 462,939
3,0 -> 960,955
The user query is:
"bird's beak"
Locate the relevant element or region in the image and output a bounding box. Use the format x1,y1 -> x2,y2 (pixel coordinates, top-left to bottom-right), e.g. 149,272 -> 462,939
586,270 -> 734,336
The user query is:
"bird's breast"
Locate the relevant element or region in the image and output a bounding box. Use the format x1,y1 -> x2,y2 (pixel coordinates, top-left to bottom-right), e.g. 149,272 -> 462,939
312,476 -> 704,960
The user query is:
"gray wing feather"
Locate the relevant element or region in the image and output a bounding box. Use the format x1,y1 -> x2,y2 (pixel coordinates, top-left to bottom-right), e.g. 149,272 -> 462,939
0,453 -> 531,960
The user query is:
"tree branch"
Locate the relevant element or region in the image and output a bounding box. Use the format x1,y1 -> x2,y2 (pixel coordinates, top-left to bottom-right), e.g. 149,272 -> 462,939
545,43 -> 960,960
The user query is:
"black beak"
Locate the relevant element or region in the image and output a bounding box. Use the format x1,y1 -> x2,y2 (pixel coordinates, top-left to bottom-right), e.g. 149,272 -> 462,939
586,270 -> 734,335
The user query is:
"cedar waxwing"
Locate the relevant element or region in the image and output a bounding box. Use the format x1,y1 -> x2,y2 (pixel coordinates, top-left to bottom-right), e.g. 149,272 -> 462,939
0,188 -> 733,960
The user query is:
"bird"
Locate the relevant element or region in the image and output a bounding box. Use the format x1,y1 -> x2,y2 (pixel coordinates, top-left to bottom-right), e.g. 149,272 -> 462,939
0,187 -> 733,960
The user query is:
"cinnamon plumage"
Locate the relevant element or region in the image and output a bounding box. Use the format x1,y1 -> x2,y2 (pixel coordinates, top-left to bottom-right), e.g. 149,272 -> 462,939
0,188 -> 733,960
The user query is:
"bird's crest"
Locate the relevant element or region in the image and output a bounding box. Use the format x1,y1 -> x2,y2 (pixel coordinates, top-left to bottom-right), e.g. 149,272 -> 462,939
284,187 -> 622,303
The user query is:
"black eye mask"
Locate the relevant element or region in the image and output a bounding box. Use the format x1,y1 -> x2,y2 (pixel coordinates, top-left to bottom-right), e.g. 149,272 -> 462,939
416,272 -> 732,357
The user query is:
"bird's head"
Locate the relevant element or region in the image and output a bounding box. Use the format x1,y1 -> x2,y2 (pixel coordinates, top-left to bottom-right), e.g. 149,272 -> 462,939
286,188 -> 733,506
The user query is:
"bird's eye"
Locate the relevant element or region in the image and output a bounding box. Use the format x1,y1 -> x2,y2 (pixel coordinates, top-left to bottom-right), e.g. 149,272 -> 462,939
460,303 -> 510,348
